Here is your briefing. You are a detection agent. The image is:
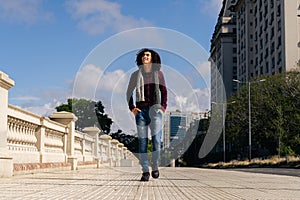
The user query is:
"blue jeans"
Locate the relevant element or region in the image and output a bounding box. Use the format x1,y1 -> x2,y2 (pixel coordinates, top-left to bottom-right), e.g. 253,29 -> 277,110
135,106 -> 163,173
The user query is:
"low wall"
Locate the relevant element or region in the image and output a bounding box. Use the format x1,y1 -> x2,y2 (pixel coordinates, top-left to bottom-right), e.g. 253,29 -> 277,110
0,71 -> 137,177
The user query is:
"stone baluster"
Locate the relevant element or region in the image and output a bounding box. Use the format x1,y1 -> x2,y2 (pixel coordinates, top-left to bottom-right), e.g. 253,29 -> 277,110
0,71 -> 14,177
50,111 -> 78,170
36,117 -> 46,163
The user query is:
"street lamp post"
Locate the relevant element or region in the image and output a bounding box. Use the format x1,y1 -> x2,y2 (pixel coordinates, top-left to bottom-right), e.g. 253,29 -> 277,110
233,79 -> 265,161
248,81 -> 252,161
212,101 -> 235,163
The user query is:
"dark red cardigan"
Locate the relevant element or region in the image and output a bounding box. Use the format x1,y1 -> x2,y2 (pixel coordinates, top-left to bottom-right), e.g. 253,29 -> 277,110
126,70 -> 167,112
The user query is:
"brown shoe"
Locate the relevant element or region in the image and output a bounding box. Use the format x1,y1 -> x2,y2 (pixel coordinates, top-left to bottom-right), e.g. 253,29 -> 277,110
140,172 -> 150,181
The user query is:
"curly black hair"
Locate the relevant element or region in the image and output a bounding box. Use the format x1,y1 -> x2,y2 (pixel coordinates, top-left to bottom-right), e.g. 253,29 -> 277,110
135,48 -> 161,71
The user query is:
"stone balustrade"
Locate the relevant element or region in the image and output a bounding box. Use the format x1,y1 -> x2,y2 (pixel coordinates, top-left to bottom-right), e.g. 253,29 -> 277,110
0,71 -> 137,177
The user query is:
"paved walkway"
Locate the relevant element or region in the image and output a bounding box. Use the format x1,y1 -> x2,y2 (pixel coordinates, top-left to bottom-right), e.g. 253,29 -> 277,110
1,166 -> 300,200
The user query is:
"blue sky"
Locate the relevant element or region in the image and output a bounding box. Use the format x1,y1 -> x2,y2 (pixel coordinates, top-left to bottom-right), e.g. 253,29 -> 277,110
0,0 -> 222,132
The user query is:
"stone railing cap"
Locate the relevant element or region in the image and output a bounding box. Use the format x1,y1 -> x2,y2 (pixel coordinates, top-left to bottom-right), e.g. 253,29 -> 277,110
0,71 -> 15,89
111,139 -> 119,144
50,111 -> 77,119
118,143 -> 124,147
83,127 -> 101,132
99,134 -> 112,140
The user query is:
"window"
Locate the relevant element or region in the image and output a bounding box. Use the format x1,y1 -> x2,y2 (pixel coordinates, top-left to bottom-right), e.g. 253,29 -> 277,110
277,20 -> 281,31
264,19 -> 268,30
264,5 -> 268,15
271,27 -> 274,39
271,42 -> 275,53
277,5 -> 281,16
233,57 -> 237,63
265,48 -> 269,58
277,51 -> 282,64
270,0 -> 274,8
259,11 -> 263,21
272,57 -> 275,69
270,12 -> 274,24
259,26 -> 263,36
277,35 -> 282,48
260,39 -> 263,49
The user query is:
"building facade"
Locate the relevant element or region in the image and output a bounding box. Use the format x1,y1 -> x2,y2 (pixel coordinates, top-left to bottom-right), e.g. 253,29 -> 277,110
210,0 -> 300,99
163,111 -> 193,149
210,0 -> 238,101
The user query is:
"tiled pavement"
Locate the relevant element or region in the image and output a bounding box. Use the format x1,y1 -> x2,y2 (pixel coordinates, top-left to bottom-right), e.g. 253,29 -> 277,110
1,166 -> 300,200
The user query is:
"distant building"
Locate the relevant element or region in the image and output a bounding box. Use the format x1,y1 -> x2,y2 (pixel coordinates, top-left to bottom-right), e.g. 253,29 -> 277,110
210,0 -> 300,100
163,111 -> 193,148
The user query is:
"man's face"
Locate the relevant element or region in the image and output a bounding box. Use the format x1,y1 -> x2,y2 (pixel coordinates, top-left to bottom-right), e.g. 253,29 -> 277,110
142,51 -> 152,65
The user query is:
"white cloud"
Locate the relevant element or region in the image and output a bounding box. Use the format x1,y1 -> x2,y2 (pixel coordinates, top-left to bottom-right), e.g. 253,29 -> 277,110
10,96 -> 40,101
168,88 -> 210,113
175,95 -> 187,107
99,69 -> 128,93
66,0 -> 153,35
24,99 -> 63,117
197,60 -> 211,87
9,87 -> 71,117
199,0 -> 222,17
0,0 -> 53,24
72,64 -> 128,100
72,64 -> 103,99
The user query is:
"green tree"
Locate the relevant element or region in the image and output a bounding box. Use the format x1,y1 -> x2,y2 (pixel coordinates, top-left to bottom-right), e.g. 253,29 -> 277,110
55,98 -> 112,133
95,101 -> 113,134
109,130 -> 139,153
226,70 -> 300,159
56,98 -> 72,112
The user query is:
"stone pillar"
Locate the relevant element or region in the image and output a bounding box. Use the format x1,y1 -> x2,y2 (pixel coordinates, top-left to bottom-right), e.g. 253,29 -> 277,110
0,71 -> 15,177
111,139 -> 119,167
170,159 -> 176,167
50,111 -> 78,170
117,143 -> 124,167
83,127 -> 101,168
99,134 -> 112,165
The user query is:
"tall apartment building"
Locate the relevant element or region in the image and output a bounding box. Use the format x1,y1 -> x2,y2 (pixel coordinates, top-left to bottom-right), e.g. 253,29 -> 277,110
210,0 -> 300,99
210,0 -> 238,101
